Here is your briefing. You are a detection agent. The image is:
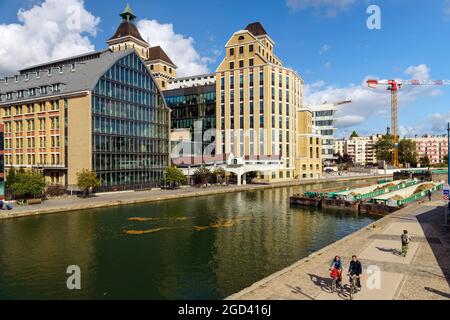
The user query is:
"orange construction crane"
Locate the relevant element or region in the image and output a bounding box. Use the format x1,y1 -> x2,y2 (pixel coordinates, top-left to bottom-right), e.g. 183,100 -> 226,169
367,79 -> 450,167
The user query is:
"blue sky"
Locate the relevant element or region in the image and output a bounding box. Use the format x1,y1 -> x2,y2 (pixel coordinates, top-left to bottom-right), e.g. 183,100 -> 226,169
1,0 -> 449,137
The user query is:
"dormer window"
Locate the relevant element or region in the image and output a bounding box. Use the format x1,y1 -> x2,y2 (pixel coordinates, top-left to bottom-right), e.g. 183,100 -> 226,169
238,35 -> 245,41
59,66 -> 63,74
36,71 -> 41,79
25,74 -> 29,81
14,75 -> 18,82
18,90 -> 24,98
29,88 -> 36,96
6,92 -> 13,100
40,86 -> 48,94
48,68 -> 52,76
52,84 -> 61,92
71,64 -> 76,72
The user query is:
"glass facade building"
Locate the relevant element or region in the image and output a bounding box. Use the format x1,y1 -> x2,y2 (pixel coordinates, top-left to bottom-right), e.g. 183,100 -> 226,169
92,53 -> 170,189
165,84 -> 216,131
165,84 -> 216,156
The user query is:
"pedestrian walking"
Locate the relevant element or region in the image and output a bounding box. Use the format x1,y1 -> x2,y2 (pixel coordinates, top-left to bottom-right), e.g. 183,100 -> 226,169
428,190 -> 432,201
401,230 -> 411,257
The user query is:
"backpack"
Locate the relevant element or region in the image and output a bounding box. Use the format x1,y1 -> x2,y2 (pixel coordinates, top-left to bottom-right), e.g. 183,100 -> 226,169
401,234 -> 410,244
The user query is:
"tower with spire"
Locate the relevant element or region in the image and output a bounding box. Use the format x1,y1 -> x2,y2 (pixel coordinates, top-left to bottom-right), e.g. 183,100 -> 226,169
107,4 -> 177,89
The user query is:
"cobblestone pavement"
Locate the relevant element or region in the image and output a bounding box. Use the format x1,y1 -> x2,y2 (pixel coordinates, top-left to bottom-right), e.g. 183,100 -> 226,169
227,195 -> 450,300
0,174 -> 386,220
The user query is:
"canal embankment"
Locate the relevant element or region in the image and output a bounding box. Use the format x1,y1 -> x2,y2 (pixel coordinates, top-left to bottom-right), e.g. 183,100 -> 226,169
227,192 -> 450,300
0,174 -> 391,221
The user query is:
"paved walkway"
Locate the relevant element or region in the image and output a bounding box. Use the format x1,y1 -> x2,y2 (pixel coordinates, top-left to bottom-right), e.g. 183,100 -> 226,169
227,194 -> 450,300
0,174 -> 387,220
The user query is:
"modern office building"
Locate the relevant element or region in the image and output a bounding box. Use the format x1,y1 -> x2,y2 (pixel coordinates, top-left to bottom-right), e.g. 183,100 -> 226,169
214,22 -> 320,182
412,136 -> 448,164
0,7 -> 170,191
334,134 -> 382,165
309,103 -> 336,164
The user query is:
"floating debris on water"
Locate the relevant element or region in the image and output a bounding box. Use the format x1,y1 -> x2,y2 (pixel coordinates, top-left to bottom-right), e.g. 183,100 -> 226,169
128,217 -> 190,222
194,217 -> 254,231
126,227 -> 176,235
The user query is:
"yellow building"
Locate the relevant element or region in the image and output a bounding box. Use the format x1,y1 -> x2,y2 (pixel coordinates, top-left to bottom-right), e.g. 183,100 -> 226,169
0,6 -> 171,192
215,22 -> 321,182
296,108 -> 323,179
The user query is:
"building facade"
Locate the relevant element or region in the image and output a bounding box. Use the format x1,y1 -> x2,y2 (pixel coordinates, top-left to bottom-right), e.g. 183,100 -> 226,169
334,134 -> 382,165
0,7 -> 170,191
412,136 -> 448,164
296,109 -> 322,178
214,22 -> 319,182
309,103 -> 336,164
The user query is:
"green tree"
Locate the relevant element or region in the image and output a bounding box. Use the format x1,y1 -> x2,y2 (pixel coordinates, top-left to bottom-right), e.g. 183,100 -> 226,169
212,167 -> 226,184
375,134 -> 395,164
398,139 -> 418,167
419,156 -> 430,168
76,169 -> 101,197
11,171 -> 46,199
193,167 -> 211,186
5,168 -> 17,190
165,167 -> 186,188
444,154 -> 448,165
350,131 -> 359,139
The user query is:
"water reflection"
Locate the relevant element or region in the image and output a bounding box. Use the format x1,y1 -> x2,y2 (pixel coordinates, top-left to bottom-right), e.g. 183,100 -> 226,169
0,179 -> 378,299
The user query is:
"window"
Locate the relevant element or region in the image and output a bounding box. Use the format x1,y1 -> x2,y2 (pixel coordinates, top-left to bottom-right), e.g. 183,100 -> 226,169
249,44 -> 254,52
164,66 -> 167,72
238,35 -> 245,41
230,48 -> 234,56
249,59 -> 254,67
239,60 -> 244,68
239,46 -> 244,54
162,81 -> 166,88
150,65 -> 154,70
29,88 -> 36,96
229,62 -> 234,69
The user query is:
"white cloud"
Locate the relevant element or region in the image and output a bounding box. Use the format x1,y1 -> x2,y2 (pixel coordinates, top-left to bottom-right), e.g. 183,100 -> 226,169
304,64 -> 440,135
319,44 -> 330,55
286,0 -> 358,16
444,0 -> 450,15
427,112 -> 450,134
0,0 -> 100,77
404,64 -> 430,80
137,19 -> 210,77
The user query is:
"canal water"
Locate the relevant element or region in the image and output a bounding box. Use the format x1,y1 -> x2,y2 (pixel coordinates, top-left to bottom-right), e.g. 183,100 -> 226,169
0,179 -> 378,300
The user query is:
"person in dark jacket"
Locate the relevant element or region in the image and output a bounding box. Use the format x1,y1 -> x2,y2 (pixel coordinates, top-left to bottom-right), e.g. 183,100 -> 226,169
348,255 -> 362,289
427,190 -> 432,201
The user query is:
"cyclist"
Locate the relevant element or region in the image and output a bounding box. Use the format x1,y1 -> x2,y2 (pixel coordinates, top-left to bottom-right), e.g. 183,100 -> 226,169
348,255 -> 362,290
329,256 -> 343,287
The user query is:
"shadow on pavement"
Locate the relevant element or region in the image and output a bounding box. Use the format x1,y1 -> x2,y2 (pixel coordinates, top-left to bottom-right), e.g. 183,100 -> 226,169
376,247 -> 403,256
424,287 -> 450,299
307,274 -> 351,300
416,206 -> 450,289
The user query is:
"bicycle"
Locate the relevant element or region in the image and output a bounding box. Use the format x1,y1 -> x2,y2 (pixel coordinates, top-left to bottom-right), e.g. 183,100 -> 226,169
348,274 -> 359,300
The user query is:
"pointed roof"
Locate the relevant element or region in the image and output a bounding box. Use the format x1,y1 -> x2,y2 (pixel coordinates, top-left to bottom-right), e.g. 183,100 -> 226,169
120,4 -> 136,22
109,21 -> 146,43
245,22 -> 268,37
108,4 -> 146,44
148,46 -> 176,67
